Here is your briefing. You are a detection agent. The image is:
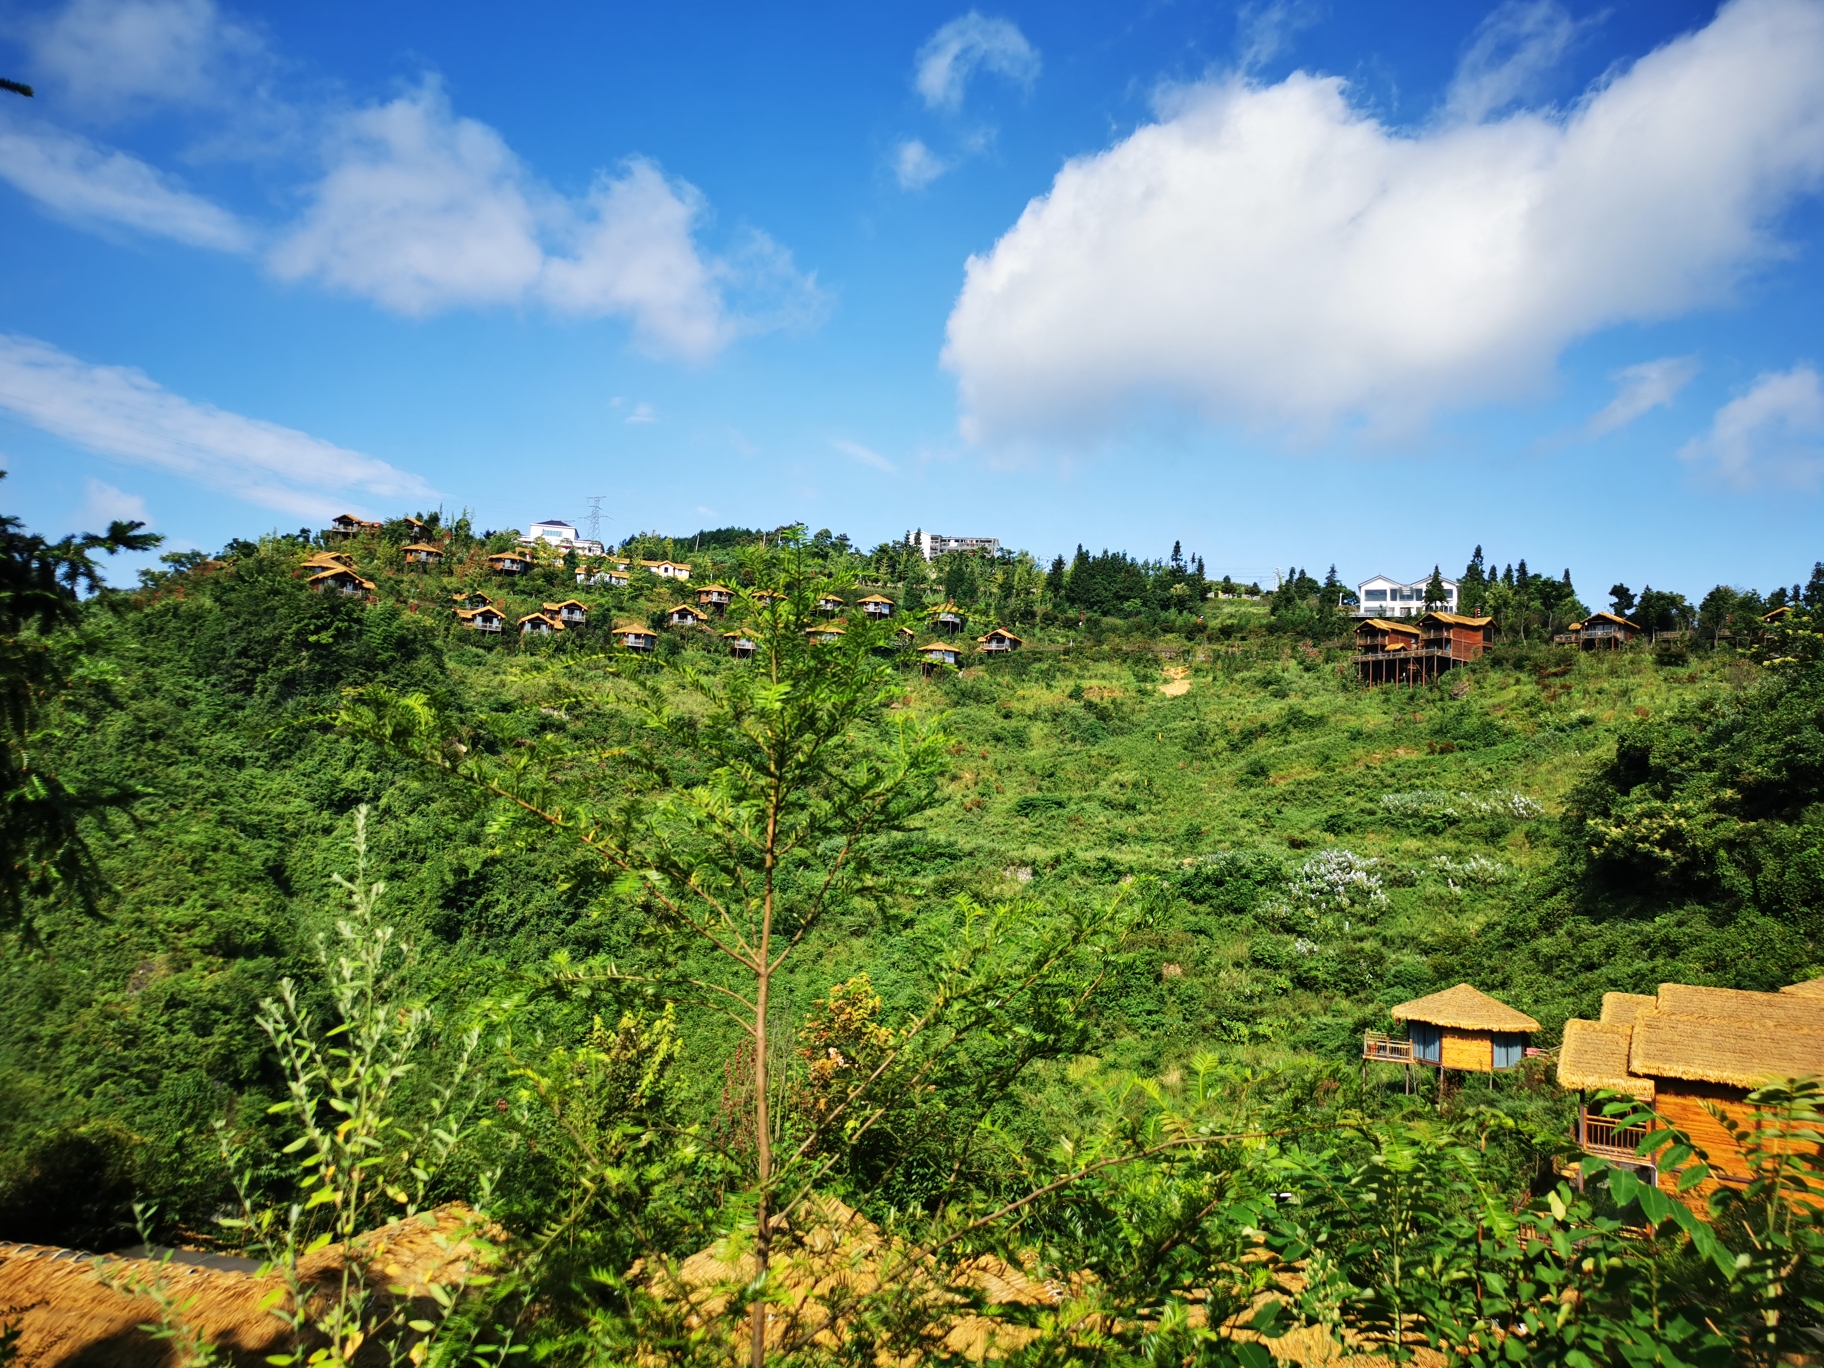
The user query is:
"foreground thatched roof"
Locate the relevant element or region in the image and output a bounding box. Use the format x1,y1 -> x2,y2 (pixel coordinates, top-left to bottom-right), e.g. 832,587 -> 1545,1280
1656,983 -> 1824,1033
1557,1019 -> 1655,1099
0,1207 -> 483,1368
1390,984 -> 1539,1033
1630,1009 -> 1824,1090
1600,993 -> 1657,1027
1781,977 -> 1824,999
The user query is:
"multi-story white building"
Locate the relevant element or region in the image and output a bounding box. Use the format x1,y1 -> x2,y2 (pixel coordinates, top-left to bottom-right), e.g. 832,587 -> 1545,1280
1353,573 -> 1460,618
522,519 -> 604,556
905,529 -> 1000,561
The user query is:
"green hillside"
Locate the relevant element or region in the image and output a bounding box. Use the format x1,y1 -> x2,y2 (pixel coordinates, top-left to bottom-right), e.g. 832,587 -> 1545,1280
3,515 -> 1822,1364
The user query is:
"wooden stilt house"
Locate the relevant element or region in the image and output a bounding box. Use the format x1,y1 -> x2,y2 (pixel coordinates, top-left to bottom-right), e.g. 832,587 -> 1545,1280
696,584 -> 735,613
488,550 -> 533,576
541,600 -> 588,627
667,603 -> 709,628
519,612 -> 562,636
1365,984 -> 1539,1072
977,628 -> 1023,653
455,604 -> 506,633
1353,618 -> 1422,685
1557,981 -> 1824,1203
929,602 -> 966,635
917,642 -> 958,676
858,594 -> 895,620
1555,612 -> 1640,650
722,631 -> 756,659
403,542 -> 444,567
308,567 -> 376,600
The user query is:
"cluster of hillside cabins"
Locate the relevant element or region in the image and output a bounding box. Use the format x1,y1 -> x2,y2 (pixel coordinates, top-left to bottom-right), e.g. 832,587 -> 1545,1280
1365,976 -> 1823,1211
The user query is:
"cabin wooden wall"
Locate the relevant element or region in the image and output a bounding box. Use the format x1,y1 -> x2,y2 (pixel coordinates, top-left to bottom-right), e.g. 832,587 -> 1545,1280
1440,1029 -> 1493,1072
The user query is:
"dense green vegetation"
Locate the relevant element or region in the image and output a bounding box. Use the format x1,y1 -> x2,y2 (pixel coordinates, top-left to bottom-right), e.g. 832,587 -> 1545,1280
2,506 -> 1822,1365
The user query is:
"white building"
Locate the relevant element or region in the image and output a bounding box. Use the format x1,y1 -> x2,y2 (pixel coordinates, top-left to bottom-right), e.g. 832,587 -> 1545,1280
1353,573 -> 1460,618
522,519 -> 605,556
905,529 -> 1000,561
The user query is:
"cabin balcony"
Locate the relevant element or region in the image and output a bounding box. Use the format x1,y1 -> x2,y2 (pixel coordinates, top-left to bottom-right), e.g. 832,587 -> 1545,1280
1363,1031 -> 1415,1064
1577,1107 -> 1650,1164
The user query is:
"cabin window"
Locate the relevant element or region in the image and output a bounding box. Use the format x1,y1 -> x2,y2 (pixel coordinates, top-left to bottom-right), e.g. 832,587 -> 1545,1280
1492,1034 -> 1525,1070
1365,589 -> 1387,602
1410,1022 -> 1442,1063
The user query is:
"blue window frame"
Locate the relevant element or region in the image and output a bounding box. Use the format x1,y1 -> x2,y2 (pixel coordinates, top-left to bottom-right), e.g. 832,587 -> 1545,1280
1493,1034 -> 1525,1070
1365,589 -> 1387,601
1411,1022 -> 1442,1063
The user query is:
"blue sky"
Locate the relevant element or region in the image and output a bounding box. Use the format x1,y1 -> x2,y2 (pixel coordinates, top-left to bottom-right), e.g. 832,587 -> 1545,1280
1,0 -> 1821,598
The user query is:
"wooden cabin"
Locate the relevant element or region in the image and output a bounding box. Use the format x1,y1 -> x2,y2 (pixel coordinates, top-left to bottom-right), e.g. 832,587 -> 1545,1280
1366,984 -> 1539,1073
858,594 -> 895,619
1419,612 -> 1492,664
403,542 -> 444,566
894,625 -> 916,649
488,550 -> 533,575
752,589 -> 785,607
577,563 -> 630,587
455,605 -> 505,633
929,602 -> 966,635
917,642 -> 958,676
815,594 -> 846,616
613,621 -> 657,652
326,513 -> 382,538
1558,980 -> 1824,1203
303,551 -> 356,572
977,628 -> 1023,653
542,600 -> 588,627
723,631 -> 756,659
1560,611 -> 1641,650
806,623 -> 845,644
1353,617 -> 1422,685
696,584 -> 735,612
667,603 -> 709,628
519,612 -> 563,636
641,559 -> 692,582
308,567 -> 376,599
451,591 -> 498,610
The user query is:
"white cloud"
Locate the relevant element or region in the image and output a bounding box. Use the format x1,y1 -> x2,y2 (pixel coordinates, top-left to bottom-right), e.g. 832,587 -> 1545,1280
78,476 -> 149,527
895,138 -> 950,190
943,0 -> 1824,446
833,438 -> 895,472
915,13 -> 1039,112
542,159 -> 732,360
624,401 -> 658,424
1588,356 -> 1700,434
269,81 -> 544,314
272,81 -> 822,361
0,116 -> 250,249
25,0 -> 257,118
1443,0 -> 1590,124
1678,364 -> 1824,488
0,333 -> 431,520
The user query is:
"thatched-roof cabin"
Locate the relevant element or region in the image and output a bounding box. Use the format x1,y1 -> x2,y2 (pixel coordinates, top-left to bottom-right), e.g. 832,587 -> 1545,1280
977,627 -> 1023,653
518,612 -> 562,636
858,594 -> 895,619
1557,980 -> 1824,1200
487,550 -> 532,575
722,630 -> 755,659
455,605 -> 505,633
307,567 -> 375,599
1367,984 -> 1539,1072
696,583 -> 735,611
928,603 -> 965,635
667,603 -> 709,628
806,623 -> 844,644
613,621 -> 656,652
542,600 -> 588,626
402,542 -> 443,565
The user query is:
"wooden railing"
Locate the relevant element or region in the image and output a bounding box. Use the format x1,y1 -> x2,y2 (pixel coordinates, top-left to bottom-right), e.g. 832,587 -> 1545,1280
1363,1032 -> 1415,1064
1578,1108 -> 1650,1162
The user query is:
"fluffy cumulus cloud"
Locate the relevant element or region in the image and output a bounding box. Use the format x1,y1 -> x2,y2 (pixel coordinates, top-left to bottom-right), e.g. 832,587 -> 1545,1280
0,333 -> 431,520
1588,356 -> 1701,435
0,118 -> 250,248
271,82 -> 821,361
943,0 -> 1824,445
915,12 -> 1039,111
1678,364 -> 1824,488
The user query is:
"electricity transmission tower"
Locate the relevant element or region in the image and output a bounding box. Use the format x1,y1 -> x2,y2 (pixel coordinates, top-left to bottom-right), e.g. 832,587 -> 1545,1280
584,496 -> 607,543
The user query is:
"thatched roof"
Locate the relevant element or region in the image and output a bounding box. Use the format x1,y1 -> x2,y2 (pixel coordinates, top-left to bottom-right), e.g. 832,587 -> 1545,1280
1783,977 -> 1824,999
1630,1008 -> 1824,1089
1600,993 -> 1658,1026
1557,1019 -> 1655,1099
1656,983 -> 1824,1033
1390,984 -> 1539,1032
0,1207 -> 485,1368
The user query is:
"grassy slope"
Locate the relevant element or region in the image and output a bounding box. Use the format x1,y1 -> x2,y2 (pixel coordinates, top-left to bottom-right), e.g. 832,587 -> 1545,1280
0,546 -> 1775,1243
